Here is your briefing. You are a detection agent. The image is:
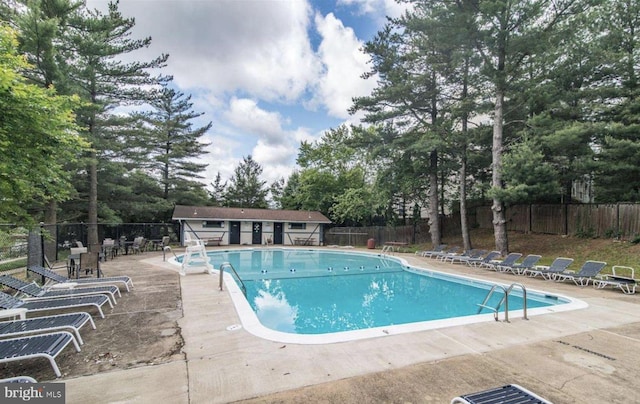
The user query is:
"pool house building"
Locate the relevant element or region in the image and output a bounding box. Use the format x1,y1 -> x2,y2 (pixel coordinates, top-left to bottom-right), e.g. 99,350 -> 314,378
172,205 -> 332,246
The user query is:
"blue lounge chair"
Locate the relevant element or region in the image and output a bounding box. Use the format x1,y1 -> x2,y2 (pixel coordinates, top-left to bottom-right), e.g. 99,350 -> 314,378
451,384 -> 552,404
464,251 -> 501,267
482,252 -> 522,270
593,265 -> 637,294
498,254 -> 542,275
524,257 -> 574,280
0,312 -> 96,345
443,249 -> 487,264
0,332 -> 80,378
0,275 -> 120,305
417,244 -> 447,258
28,265 -> 133,292
0,291 -> 109,319
554,260 -> 607,286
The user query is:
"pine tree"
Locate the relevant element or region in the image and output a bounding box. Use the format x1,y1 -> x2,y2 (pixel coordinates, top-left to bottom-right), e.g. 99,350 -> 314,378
65,1 -> 168,249
144,84 -> 211,201
224,156 -> 269,208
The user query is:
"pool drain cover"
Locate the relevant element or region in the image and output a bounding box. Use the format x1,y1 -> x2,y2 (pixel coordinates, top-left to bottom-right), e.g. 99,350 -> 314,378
226,324 -> 242,331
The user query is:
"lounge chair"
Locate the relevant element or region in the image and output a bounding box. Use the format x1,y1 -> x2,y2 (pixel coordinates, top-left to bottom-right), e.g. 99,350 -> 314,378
0,332 -> 80,378
554,260 -> 607,286
417,244 -> 447,258
0,376 -> 37,383
0,312 -> 95,345
481,252 -> 522,270
0,291 -> 109,319
593,265 -> 637,294
28,265 -> 133,292
451,384 -> 552,404
524,257 -> 574,280
0,275 -> 120,305
432,246 -> 462,260
442,249 -> 486,264
498,254 -> 542,275
464,251 -> 501,267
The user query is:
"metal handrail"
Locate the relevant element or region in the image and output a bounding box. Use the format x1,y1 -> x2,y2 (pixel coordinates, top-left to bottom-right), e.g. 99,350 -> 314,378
219,262 -> 247,297
477,283 -> 528,322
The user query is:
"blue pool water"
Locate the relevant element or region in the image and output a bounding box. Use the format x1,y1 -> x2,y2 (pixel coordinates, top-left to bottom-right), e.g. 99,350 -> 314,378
204,249 -> 569,335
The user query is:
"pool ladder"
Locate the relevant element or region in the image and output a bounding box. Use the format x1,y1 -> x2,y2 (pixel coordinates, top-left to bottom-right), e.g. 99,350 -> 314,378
381,245 -> 394,255
219,262 -> 247,297
477,283 -> 528,323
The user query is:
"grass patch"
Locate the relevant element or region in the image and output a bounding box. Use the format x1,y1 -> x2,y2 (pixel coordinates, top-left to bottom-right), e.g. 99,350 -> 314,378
0,258 -> 27,272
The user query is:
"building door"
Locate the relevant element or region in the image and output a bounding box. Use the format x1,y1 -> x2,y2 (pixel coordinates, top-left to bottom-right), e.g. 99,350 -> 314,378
229,221 -> 241,244
252,222 -> 262,244
274,222 -> 283,245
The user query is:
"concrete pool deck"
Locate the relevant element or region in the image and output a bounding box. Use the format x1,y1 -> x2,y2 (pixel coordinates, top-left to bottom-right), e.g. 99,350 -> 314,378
60,248 -> 640,403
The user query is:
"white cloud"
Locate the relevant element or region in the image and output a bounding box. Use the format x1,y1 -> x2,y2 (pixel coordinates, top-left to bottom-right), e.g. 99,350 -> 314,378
114,0 -> 322,102
337,0 -> 408,19
225,98 -> 286,145
312,12 -> 377,119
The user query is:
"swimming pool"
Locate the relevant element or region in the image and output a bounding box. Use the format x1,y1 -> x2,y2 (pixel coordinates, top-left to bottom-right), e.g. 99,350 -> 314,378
189,248 -> 587,344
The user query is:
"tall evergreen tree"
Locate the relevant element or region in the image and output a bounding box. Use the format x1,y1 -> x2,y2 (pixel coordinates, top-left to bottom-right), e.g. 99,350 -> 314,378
224,156 -> 269,208
64,0 -> 168,248
144,83 -> 211,201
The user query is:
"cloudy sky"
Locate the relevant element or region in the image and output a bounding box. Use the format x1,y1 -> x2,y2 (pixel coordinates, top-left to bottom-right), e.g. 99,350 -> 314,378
86,0 -> 407,186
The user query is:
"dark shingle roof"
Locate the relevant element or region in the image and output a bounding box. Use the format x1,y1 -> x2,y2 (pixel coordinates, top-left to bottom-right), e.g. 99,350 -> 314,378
172,205 -> 331,224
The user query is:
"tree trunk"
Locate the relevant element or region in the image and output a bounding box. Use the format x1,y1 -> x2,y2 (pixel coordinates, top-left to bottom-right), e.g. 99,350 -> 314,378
492,89 -> 509,255
87,153 -> 99,252
459,154 -> 472,251
428,149 -> 441,248
44,200 -> 57,261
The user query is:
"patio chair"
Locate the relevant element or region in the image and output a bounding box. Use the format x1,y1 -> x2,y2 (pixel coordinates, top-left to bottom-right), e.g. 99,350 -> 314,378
463,251 -> 502,267
481,252 -> 522,270
0,332 -> 80,378
554,260 -> 607,286
593,265 -> 637,294
0,291 -> 109,319
131,236 -> 145,254
28,265 -> 133,292
0,312 -> 96,345
498,254 -> 542,275
524,257 -> 574,280
0,274 -> 119,305
451,384 -> 552,404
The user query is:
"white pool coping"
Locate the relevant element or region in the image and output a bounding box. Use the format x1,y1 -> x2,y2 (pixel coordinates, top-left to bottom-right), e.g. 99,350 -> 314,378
171,248 -> 588,345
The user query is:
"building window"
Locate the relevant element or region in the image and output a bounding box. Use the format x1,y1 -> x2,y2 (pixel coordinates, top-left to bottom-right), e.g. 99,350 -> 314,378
203,221 -> 224,228
289,223 -> 306,230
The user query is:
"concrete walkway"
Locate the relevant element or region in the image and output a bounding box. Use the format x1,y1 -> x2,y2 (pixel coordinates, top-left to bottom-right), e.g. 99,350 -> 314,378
62,249 -> 640,403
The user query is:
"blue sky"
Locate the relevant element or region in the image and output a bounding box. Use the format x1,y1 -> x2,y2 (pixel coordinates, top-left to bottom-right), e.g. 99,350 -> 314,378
86,0 -> 408,186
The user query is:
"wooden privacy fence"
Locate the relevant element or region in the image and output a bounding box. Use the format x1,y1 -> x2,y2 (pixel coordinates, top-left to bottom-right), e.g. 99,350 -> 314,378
324,203 -> 640,246
478,203 -> 640,239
